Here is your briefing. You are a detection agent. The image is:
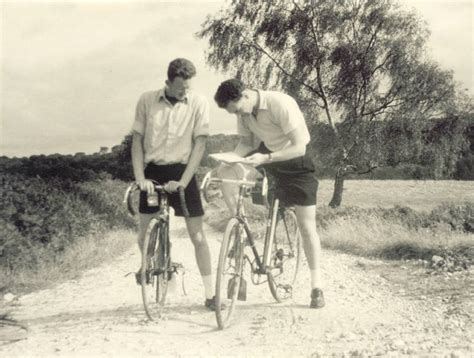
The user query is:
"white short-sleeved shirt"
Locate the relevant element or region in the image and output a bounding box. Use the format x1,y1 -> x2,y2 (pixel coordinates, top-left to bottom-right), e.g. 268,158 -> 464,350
237,90 -> 310,152
132,88 -> 210,165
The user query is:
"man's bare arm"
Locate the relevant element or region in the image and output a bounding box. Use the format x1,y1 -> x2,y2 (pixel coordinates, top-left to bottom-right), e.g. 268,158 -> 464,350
234,136 -> 254,157
131,131 -> 154,193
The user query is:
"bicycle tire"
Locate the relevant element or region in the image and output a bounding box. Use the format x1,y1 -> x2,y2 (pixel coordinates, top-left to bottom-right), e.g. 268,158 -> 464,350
141,218 -> 169,320
215,218 -> 245,329
267,208 -> 302,302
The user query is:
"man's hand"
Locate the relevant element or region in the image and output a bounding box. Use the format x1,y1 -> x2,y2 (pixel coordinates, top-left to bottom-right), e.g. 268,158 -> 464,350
244,153 -> 270,167
136,179 -> 155,194
164,180 -> 186,193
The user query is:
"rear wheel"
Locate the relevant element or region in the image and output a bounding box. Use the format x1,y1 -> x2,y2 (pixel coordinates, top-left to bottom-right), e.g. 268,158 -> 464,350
215,218 -> 245,329
268,208 -> 301,302
141,218 -> 169,320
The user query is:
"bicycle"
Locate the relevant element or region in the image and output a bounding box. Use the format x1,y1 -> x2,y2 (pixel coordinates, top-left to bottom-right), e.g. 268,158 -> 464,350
124,180 -> 189,321
201,163 -> 302,329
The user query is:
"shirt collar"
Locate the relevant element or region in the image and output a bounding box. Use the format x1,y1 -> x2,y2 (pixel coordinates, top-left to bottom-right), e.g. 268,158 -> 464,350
248,89 -> 267,119
157,88 -> 189,104
255,89 -> 268,111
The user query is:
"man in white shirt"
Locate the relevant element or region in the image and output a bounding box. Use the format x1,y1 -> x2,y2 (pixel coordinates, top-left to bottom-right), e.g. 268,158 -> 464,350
132,58 -> 218,310
214,78 -> 325,309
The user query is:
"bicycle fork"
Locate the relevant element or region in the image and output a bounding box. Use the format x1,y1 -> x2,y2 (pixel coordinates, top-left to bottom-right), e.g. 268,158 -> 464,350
262,198 -> 280,272
227,222 -> 248,301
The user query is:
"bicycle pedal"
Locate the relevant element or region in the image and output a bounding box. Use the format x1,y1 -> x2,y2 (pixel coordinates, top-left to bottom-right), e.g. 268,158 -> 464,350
238,278 -> 247,301
227,277 -> 247,301
227,277 -> 236,299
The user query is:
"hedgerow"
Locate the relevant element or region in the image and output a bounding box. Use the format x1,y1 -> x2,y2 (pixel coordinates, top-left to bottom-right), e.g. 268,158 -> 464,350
0,173 -> 135,273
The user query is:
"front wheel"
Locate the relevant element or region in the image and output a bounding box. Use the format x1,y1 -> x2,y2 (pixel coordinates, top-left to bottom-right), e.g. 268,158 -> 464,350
141,218 -> 169,321
215,218 -> 245,329
268,208 -> 302,302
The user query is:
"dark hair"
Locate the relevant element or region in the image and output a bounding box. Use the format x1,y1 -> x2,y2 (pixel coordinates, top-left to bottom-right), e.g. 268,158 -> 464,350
214,79 -> 245,108
167,58 -> 196,81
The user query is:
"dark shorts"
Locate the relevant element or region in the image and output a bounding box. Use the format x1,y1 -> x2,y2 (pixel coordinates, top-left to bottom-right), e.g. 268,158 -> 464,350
248,143 -> 318,207
139,163 -> 204,217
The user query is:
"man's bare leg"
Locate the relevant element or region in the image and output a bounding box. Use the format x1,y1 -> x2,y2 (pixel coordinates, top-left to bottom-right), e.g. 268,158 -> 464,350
294,205 -> 325,308
185,216 -> 214,300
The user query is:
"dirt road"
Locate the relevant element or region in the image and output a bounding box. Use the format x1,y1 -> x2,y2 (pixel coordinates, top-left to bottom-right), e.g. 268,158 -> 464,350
1,220 -> 472,357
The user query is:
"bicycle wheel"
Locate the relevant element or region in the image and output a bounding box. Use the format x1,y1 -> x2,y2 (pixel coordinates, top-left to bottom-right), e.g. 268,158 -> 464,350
141,218 -> 169,320
268,208 -> 302,302
215,218 -> 245,329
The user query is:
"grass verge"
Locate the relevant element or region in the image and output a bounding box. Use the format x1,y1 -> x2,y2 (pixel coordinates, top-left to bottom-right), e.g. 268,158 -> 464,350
0,229 -> 135,295
203,197 -> 473,264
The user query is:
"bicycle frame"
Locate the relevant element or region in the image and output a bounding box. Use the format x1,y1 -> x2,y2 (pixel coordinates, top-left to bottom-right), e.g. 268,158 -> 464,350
208,176 -> 283,278
124,180 -> 190,320
239,197 -> 282,277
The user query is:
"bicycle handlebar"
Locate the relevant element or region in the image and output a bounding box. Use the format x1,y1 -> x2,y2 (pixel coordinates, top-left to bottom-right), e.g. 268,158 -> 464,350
123,181 -> 189,217
200,170 -> 257,204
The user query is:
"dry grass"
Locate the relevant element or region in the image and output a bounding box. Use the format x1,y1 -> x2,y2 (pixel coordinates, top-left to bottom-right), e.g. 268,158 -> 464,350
1,229 -> 135,295
204,180 -> 473,262
317,180 -> 474,211
318,214 -> 472,259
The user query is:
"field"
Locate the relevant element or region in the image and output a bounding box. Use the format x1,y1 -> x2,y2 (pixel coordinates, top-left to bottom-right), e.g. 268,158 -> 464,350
316,180 -> 474,211
205,179 -> 473,263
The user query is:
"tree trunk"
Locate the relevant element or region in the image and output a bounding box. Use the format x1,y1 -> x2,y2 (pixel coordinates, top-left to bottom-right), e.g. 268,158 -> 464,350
329,169 -> 345,208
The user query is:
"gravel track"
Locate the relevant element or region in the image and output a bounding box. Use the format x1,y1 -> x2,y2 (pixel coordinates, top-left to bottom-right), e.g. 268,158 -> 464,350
1,220 -> 472,357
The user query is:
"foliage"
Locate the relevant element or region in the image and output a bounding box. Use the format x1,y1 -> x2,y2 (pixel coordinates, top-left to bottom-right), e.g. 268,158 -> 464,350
0,133 -> 242,184
198,0 -> 470,205
454,154 -> 474,180
0,173 -> 135,273
311,115 -> 472,179
0,134 -> 134,183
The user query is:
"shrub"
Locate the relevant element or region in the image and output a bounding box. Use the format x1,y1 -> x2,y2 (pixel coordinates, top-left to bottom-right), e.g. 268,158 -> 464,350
0,173 -> 135,273
454,154 -> 474,180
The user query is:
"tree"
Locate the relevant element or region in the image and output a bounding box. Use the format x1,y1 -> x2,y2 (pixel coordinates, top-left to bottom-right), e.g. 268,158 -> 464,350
198,0 -> 462,207
109,133 -> 134,181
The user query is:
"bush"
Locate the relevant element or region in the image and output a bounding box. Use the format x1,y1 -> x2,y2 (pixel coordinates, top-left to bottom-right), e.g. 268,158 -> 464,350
0,173 -> 135,273
454,154 -> 474,180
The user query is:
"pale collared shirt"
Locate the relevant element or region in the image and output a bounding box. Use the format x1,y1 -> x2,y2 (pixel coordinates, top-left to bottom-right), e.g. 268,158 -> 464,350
237,90 -> 310,152
132,88 -> 210,165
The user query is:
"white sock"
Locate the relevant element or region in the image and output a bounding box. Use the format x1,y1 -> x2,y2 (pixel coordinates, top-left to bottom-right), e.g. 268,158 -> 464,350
310,269 -> 322,289
201,275 -> 214,300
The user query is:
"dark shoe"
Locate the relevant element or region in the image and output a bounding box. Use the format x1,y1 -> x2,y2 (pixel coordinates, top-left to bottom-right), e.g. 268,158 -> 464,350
310,288 -> 325,308
205,296 -> 226,311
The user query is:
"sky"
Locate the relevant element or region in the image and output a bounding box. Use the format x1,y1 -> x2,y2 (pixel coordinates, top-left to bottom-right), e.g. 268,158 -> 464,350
0,0 -> 472,157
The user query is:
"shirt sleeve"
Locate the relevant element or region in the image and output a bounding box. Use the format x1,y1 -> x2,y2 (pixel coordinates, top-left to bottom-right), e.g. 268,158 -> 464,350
132,94 -> 147,135
271,94 -> 310,145
274,95 -> 306,134
193,97 -> 210,138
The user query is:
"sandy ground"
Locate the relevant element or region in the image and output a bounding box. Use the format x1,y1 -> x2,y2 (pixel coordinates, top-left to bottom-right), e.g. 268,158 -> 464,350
1,219 -> 472,357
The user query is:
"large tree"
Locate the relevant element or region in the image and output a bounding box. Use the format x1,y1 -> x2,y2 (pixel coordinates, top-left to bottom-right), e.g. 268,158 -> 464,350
198,0 -> 462,207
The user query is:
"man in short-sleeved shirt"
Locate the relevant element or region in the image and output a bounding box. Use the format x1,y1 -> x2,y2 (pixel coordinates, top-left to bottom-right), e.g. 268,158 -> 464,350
131,58 -> 219,311
133,88 -> 210,166
237,90 -> 310,153
214,79 -> 325,308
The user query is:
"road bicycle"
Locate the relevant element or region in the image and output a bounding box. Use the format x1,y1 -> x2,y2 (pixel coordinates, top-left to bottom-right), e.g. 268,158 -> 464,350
201,164 -> 302,329
124,181 -> 188,321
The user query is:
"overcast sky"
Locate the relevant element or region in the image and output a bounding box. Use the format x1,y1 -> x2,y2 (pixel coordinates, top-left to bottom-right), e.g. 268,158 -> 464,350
1,0 -> 472,157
